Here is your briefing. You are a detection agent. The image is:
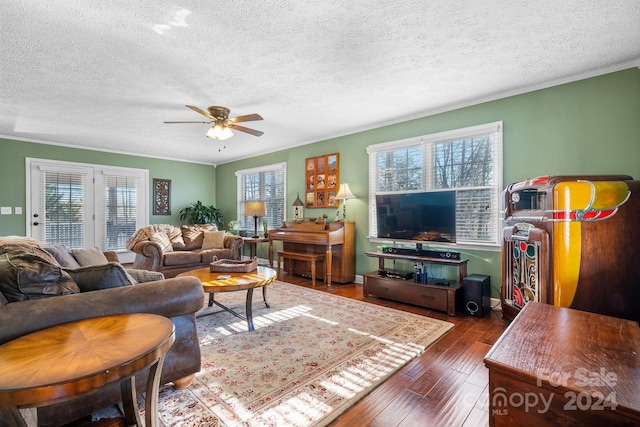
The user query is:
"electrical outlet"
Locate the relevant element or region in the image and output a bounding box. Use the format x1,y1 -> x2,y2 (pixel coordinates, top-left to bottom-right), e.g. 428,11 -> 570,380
15,207 -> 22,215
1,207 -> 11,215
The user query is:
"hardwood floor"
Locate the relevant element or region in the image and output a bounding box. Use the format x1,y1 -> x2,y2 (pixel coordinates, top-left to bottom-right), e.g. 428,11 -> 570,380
296,276 -> 507,427
66,274 -> 506,427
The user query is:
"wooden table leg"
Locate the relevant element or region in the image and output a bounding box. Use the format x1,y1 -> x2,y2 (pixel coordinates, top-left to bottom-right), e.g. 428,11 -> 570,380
144,355 -> 166,427
263,286 -> 270,308
246,288 -> 255,331
121,377 -> 143,427
325,247 -> 333,290
120,354 -> 166,427
0,406 -> 27,427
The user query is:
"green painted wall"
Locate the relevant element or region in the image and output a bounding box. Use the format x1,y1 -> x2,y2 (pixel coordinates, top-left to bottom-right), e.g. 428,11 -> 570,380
0,138 -> 217,235
216,68 -> 640,297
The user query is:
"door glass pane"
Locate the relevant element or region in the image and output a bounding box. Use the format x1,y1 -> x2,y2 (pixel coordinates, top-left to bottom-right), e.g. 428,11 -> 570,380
42,171 -> 86,248
104,175 -> 139,251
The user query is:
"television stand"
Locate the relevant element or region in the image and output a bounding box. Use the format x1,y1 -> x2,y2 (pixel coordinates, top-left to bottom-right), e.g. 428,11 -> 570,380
363,251 -> 468,316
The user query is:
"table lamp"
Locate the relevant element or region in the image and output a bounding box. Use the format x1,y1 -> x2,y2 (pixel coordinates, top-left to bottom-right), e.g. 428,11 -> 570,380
245,201 -> 266,238
335,183 -> 356,220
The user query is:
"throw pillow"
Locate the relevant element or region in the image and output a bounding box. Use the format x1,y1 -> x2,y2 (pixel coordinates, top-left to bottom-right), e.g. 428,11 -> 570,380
126,269 -> 165,283
71,247 -> 109,267
149,231 -> 174,253
65,263 -> 136,292
0,291 -> 9,306
201,230 -> 226,249
0,243 -> 80,302
42,244 -> 81,268
163,226 -> 186,249
180,226 -> 204,250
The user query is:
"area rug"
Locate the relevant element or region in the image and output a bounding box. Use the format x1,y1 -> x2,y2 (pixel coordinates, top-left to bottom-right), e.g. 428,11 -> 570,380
129,281 -> 451,427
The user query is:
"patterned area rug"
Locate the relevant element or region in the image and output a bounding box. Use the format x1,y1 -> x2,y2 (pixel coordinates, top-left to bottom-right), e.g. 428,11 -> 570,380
142,281 -> 454,426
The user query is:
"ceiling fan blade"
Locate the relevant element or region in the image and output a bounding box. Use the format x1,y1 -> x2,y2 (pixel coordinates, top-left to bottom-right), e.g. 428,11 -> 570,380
230,124 -> 264,137
231,113 -> 263,123
185,105 -> 215,120
164,121 -> 211,124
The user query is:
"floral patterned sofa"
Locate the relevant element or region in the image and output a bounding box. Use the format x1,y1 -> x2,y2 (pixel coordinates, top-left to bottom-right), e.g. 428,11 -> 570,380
127,224 -> 243,278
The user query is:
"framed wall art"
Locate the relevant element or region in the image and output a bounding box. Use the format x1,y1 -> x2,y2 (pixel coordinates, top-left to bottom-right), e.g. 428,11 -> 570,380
305,153 -> 339,208
153,178 -> 171,215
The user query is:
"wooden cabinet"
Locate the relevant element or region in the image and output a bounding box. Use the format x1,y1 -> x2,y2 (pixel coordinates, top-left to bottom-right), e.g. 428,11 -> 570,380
484,302 -> 640,426
363,251 -> 468,315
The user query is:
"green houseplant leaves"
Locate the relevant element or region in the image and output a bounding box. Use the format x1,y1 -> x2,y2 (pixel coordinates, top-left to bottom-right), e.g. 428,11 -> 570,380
179,201 -> 224,229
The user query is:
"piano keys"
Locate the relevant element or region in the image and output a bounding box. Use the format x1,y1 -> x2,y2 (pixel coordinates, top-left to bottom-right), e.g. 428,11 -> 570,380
268,219 -> 355,287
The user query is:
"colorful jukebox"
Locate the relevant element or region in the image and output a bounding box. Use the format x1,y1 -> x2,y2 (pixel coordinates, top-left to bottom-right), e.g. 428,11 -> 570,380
501,175 -> 640,323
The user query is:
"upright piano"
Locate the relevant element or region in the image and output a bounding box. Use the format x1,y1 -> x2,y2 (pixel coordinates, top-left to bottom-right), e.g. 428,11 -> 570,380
268,219 -> 355,286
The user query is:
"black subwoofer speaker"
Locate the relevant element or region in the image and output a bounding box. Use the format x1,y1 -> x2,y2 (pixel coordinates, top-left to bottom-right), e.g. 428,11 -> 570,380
463,274 -> 491,317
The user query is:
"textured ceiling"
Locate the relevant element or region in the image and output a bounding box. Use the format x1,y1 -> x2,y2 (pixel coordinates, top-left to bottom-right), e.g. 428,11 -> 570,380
1,1 -> 639,165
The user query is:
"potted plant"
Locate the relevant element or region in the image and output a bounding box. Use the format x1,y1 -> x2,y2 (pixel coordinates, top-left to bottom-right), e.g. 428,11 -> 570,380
227,220 -> 240,235
179,201 -> 224,229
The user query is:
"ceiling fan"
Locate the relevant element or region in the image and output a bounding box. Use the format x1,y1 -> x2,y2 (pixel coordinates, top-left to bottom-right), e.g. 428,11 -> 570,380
164,105 -> 264,140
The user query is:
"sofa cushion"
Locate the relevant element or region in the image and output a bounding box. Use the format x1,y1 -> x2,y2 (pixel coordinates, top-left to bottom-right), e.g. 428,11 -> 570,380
42,244 -> 81,268
199,248 -> 236,264
0,291 -> 9,306
72,247 -> 109,266
0,243 -> 80,302
163,251 -> 201,266
65,263 -> 137,292
150,231 -> 174,253
201,230 -> 225,249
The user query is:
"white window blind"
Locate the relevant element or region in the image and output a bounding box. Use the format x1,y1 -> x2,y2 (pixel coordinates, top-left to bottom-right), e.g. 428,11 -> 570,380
97,170 -> 144,251
37,169 -> 90,247
367,122 -> 503,247
236,163 -> 287,231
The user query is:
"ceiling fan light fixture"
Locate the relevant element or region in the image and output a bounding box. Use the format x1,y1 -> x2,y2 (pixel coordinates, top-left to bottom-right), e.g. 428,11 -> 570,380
206,123 -> 233,140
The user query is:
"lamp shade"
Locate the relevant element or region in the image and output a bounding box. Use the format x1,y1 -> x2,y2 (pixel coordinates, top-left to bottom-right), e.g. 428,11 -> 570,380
245,201 -> 266,216
335,183 -> 356,200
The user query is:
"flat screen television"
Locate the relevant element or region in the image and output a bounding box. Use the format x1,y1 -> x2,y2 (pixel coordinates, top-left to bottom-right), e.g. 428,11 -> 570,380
376,191 -> 456,243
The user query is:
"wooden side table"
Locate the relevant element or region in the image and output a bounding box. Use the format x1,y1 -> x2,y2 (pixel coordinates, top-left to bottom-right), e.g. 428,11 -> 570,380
0,313 -> 175,427
242,236 -> 268,259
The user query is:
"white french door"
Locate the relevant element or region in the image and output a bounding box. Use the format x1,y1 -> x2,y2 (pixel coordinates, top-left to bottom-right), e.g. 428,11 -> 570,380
27,158 -> 148,262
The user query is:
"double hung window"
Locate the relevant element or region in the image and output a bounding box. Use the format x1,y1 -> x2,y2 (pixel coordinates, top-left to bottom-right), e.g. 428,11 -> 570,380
367,122 -> 503,247
236,163 -> 286,231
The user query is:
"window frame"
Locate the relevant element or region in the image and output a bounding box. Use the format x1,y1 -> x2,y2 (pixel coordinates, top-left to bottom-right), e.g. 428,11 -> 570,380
367,121 -> 503,250
235,162 -> 287,232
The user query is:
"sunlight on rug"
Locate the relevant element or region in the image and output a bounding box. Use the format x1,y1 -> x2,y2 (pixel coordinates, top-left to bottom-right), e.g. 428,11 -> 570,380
146,281 -> 453,426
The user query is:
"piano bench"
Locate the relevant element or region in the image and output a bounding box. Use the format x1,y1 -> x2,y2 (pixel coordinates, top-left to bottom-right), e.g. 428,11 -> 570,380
277,251 -> 325,288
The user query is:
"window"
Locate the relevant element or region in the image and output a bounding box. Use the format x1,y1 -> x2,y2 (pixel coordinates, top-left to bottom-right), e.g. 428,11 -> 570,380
367,122 -> 503,247
27,158 -> 148,259
236,163 -> 286,231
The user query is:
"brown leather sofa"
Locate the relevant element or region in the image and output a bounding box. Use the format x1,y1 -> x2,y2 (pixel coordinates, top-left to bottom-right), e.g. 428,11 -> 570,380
0,239 -> 205,426
127,224 -> 244,278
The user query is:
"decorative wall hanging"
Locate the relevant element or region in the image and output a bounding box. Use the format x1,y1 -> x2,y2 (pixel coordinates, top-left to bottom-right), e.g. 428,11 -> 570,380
153,178 -> 171,215
305,153 -> 339,208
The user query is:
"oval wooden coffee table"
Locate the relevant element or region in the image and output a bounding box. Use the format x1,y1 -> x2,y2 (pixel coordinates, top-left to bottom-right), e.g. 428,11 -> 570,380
177,266 -> 277,332
0,313 -> 174,427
